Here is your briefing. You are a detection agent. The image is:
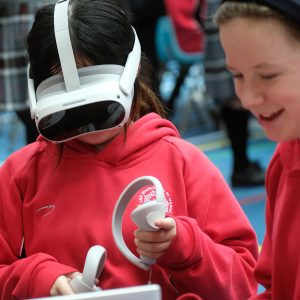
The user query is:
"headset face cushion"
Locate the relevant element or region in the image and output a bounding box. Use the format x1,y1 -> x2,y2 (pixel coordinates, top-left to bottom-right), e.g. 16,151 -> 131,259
38,100 -> 126,142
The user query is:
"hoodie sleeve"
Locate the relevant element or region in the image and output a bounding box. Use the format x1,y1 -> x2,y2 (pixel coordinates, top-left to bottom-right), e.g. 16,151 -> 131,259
249,147 -> 283,300
0,153 -> 76,299
249,183 -> 274,300
250,232 -> 272,299
157,141 -> 259,299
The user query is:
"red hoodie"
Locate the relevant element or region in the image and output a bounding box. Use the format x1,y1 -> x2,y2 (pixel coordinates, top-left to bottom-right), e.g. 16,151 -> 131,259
0,113 -> 258,299
251,140 -> 300,299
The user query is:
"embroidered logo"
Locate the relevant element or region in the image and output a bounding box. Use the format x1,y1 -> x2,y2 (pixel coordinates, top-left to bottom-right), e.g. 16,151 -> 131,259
138,186 -> 173,214
35,205 -> 56,217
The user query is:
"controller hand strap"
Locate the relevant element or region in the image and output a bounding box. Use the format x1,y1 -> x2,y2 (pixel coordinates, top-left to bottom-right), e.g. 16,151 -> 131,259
112,176 -> 166,271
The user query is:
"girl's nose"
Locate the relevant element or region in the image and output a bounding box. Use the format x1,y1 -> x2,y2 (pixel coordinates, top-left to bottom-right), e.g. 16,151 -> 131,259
238,86 -> 264,110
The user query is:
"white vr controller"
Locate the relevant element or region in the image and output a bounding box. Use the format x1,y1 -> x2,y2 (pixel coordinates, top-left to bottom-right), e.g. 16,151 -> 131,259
112,176 -> 167,271
69,176 -> 166,294
69,245 -> 106,293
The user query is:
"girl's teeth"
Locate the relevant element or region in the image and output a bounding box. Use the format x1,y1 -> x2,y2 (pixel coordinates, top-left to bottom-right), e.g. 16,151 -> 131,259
261,109 -> 283,120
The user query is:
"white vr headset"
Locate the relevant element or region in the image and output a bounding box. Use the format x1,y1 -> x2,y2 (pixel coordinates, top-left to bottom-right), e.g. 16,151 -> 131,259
27,0 -> 141,143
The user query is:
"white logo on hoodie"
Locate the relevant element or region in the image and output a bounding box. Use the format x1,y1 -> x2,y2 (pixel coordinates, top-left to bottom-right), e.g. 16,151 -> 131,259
138,186 -> 173,214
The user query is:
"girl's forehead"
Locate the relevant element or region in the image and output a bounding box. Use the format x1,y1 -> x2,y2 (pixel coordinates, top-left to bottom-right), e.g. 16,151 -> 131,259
220,15 -> 300,46
220,18 -> 300,68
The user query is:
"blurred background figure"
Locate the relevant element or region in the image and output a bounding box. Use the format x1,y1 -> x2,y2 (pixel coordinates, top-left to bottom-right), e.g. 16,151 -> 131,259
120,0 -> 166,97
203,0 -> 265,187
121,0 -> 207,120
0,0 -> 55,144
163,0 -> 205,58
156,0 -> 206,117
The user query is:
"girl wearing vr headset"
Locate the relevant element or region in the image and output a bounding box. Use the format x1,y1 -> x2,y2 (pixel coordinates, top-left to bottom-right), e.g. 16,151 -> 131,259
215,0 -> 300,298
0,0 -> 258,299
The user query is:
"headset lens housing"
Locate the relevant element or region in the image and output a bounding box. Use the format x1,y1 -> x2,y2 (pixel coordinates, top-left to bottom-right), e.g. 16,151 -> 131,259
38,100 -> 125,142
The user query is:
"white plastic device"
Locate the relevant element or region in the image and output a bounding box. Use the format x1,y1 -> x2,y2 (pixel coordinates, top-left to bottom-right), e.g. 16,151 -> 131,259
112,176 -> 167,271
27,0 -> 141,143
69,245 -> 106,293
31,284 -> 161,300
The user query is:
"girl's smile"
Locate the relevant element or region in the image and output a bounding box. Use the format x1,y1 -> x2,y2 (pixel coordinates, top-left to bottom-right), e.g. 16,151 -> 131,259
259,109 -> 284,122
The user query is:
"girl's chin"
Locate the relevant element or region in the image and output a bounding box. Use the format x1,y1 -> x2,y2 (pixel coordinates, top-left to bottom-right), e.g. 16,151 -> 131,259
264,130 -> 297,143
77,129 -> 122,145
78,136 -> 109,145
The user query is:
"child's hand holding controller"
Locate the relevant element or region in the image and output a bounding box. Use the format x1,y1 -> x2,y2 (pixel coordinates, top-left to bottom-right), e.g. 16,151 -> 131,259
51,245 -> 104,295
50,272 -> 79,295
134,217 -> 176,261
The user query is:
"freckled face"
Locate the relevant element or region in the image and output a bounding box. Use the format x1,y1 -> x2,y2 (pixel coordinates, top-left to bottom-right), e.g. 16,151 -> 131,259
219,18 -> 300,142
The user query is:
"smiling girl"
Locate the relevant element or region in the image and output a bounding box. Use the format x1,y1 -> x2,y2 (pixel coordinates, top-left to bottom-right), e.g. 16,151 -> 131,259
215,1 -> 300,298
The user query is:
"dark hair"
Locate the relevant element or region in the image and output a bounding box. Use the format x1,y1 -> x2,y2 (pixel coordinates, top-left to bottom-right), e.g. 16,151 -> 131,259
26,0 -> 166,121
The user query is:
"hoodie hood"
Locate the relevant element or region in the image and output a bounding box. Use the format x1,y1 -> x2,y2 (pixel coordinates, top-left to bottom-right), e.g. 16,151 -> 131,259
44,113 -> 180,166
